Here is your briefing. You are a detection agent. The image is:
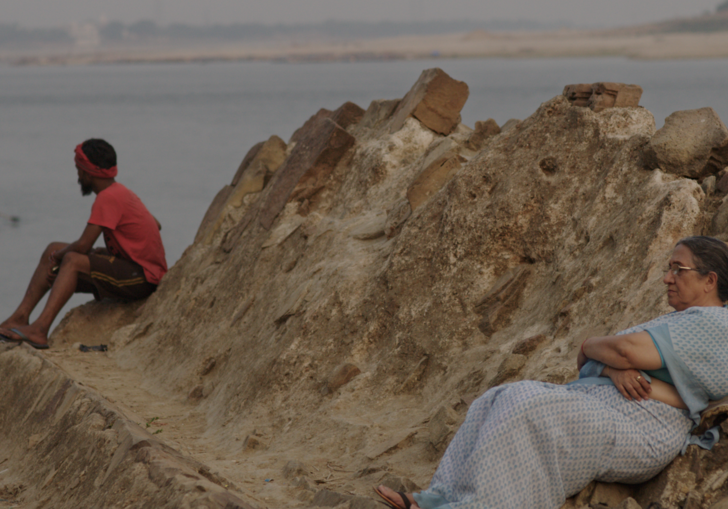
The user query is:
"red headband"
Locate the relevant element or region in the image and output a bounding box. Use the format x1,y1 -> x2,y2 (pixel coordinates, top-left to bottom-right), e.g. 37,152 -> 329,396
74,144 -> 117,179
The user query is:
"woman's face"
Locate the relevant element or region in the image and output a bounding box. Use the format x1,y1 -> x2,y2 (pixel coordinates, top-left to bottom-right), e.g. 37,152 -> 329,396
663,244 -> 712,311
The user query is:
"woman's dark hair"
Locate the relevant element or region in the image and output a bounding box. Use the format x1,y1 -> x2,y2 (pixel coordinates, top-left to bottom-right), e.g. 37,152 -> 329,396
677,236 -> 728,302
81,139 -> 117,169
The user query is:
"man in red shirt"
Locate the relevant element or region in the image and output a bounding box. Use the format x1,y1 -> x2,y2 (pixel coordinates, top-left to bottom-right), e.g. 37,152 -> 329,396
0,139 -> 167,349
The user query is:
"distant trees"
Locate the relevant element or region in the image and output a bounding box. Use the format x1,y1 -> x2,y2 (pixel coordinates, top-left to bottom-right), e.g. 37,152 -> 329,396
718,1 -> 728,13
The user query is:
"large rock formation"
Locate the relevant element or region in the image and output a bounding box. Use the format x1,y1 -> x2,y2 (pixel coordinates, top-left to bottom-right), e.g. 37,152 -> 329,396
5,68 -> 728,508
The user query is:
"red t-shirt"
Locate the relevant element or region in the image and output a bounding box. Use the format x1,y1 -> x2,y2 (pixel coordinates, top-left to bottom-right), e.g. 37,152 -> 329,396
88,183 -> 167,285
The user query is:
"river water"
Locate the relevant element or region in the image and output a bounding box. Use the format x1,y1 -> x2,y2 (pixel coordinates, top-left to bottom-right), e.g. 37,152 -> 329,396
1,57 -> 727,328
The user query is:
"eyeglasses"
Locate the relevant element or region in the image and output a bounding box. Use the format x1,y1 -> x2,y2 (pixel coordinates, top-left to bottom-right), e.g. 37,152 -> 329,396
664,265 -> 700,276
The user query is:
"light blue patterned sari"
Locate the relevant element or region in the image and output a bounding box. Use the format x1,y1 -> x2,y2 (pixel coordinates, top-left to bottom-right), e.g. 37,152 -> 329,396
414,307 -> 728,509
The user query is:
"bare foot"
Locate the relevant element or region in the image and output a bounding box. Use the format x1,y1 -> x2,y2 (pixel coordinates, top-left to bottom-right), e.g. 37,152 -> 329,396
0,325 -> 49,349
0,316 -> 29,332
374,485 -> 420,509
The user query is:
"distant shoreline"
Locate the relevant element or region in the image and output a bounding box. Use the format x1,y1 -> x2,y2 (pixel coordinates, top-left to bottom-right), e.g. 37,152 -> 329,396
3,29 -> 728,66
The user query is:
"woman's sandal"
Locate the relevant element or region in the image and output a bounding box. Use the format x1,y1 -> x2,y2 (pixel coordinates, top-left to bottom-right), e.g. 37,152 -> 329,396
374,486 -> 412,509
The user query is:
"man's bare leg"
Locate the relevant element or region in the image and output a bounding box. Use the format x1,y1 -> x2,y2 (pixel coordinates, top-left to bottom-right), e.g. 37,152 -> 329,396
0,242 -> 69,331
0,250 -> 89,347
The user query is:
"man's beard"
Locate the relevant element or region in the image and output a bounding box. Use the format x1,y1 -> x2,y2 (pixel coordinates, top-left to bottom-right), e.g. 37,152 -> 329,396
78,178 -> 93,196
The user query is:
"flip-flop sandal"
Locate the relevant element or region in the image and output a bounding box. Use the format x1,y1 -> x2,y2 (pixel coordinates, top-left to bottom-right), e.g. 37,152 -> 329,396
9,328 -> 49,350
374,487 -> 412,509
0,333 -> 21,345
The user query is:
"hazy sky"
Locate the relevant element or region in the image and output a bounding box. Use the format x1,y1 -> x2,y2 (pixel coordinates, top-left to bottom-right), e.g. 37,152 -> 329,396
2,0 -> 724,28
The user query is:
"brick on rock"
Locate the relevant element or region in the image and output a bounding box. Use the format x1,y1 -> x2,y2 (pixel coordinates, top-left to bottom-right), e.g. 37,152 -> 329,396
562,82 -> 643,112
389,67 -> 469,136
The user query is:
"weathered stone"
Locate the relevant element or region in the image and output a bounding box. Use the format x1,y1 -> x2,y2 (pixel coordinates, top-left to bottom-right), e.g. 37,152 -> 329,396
475,265 -> 532,336
703,175 -> 717,196
512,334 -> 547,356
359,99 -> 401,130
467,119 -> 501,150
390,68 -> 469,136
710,495 -> 728,509
711,196 -> 728,236
289,107 -> 333,145
564,83 -> 642,112
282,460 -> 307,479
260,117 -> 356,229
231,141 -> 263,187
194,185 -> 233,243
384,198 -> 412,238
683,491 -> 702,509
589,482 -> 634,507
377,473 -> 420,493
323,363 -> 361,394
396,355 -> 429,394
500,118 -> 521,133
242,435 -> 265,451
331,101 -> 365,130
489,354 -> 527,387
312,489 -> 350,507
230,135 -> 287,201
717,170 -> 728,193
563,83 -> 594,107
589,83 -> 643,112
407,138 -> 465,210
643,107 -> 728,179
614,498 -> 642,509
428,406 -> 458,452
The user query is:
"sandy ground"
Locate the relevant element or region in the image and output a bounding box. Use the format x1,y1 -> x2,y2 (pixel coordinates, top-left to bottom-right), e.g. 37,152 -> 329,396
41,343 -> 393,508
3,28 -> 728,66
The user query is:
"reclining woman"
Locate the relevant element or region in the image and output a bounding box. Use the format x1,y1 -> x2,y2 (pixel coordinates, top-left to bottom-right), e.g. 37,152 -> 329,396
376,236 -> 728,509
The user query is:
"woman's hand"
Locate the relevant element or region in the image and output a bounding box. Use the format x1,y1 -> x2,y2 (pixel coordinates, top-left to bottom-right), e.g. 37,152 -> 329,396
604,366 -> 652,402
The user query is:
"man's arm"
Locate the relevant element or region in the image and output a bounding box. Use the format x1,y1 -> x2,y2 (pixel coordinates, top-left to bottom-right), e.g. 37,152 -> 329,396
51,223 -> 104,262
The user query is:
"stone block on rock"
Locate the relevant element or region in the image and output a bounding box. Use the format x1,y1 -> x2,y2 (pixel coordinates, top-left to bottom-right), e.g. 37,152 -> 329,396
643,107 -> 728,179
589,83 -> 643,113
563,84 -> 593,107
331,101 -> 365,130
229,135 -> 288,208
390,68 -> 469,136
260,117 -> 356,230
289,107 -> 333,145
564,82 -> 643,112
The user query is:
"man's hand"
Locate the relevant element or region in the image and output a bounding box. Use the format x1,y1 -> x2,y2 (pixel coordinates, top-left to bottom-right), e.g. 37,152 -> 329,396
46,263 -> 59,286
604,366 -> 652,402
